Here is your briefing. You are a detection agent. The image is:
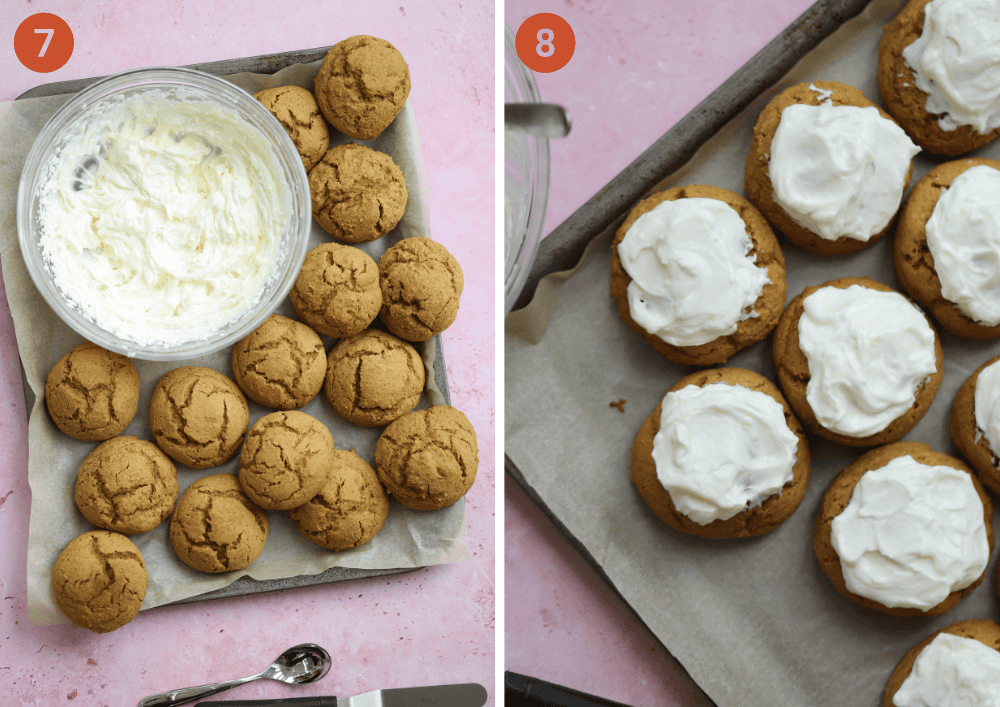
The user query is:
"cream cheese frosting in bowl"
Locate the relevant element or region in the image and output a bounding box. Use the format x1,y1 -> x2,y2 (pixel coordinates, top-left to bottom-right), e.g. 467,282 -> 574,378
17,67 -> 311,360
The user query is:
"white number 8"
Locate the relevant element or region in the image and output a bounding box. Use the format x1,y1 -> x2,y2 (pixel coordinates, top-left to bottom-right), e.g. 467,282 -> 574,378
536,28 -> 555,58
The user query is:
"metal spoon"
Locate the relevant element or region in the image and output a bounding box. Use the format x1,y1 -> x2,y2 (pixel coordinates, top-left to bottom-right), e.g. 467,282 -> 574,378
138,643 -> 331,707
505,103 -> 572,138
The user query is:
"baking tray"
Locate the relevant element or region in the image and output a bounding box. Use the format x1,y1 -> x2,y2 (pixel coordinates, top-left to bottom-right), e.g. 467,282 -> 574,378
13,48 -> 453,604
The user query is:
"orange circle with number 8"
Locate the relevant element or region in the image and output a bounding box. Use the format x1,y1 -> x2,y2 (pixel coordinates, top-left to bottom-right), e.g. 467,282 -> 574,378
515,13 -> 575,74
15,13 -> 74,73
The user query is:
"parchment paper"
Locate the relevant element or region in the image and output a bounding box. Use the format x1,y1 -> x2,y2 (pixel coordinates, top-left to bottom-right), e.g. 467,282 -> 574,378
0,61 -> 468,628
506,0 -> 1000,705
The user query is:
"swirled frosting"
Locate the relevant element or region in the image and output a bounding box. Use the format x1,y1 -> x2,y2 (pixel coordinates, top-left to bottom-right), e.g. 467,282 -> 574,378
926,165 -> 1000,325
974,358 -> 1000,461
831,455 -> 989,611
651,382 -> 798,524
38,90 -> 288,348
902,0 -> 1000,134
893,632 -> 1000,706
768,99 -> 919,241
617,197 -> 770,347
798,285 -> 937,438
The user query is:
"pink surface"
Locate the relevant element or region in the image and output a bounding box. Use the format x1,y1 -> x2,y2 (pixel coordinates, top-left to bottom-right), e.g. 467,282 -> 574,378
504,1 -> 819,705
0,2 -> 495,705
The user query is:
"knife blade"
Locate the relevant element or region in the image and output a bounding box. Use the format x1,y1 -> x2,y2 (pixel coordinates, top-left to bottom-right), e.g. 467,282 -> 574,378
196,682 -> 489,707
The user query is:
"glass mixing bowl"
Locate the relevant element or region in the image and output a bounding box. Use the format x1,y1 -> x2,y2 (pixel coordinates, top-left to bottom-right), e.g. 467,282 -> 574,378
16,66 -> 312,360
505,23 -> 551,314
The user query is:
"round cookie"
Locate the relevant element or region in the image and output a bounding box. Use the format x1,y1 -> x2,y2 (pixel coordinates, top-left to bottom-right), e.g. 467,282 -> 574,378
309,142 -> 408,244
814,442 -> 994,617
745,81 -> 916,254
231,314 -> 327,410
51,530 -> 146,634
239,411 -> 334,511
884,620 -> 1000,707
74,436 -> 178,535
290,242 -> 381,338
630,368 -> 810,539
374,405 -> 478,510
289,449 -> 390,550
895,158 -> 1000,339
169,473 -> 268,573
324,328 -> 424,427
878,0 -> 1000,155
253,85 -> 329,172
149,367 -> 250,469
378,237 -> 464,342
45,341 -> 140,441
772,277 -> 943,446
609,185 -> 786,366
950,353 -> 1000,496
314,35 -> 410,140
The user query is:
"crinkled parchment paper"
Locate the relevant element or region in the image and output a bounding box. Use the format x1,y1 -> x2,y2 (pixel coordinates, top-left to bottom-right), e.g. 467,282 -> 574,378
506,0 -> 1000,705
0,60 -> 467,627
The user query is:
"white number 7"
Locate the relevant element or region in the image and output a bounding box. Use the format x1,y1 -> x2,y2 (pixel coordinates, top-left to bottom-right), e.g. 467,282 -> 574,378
34,28 -> 55,58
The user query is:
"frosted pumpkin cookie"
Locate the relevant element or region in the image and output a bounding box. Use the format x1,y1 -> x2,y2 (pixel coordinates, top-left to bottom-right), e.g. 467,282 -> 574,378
885,620 -> 1000,707
950,353 -> 1000,495
895,159 -> 1000,338
609,185 -> 785,366
772,277 -> 943,446
745,81 -> 919,254
630,368 -> 810,539
815,442 -> 993,616
878,0 -> 1000,155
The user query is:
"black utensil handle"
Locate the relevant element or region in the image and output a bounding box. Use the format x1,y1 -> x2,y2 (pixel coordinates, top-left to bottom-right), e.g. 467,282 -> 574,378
505,671 -> 633,707
196,698 -> 337,706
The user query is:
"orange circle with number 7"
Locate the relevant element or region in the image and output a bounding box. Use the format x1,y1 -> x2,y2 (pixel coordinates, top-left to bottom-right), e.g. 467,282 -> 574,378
515,13 -> 575,74
15,13 -> 74,73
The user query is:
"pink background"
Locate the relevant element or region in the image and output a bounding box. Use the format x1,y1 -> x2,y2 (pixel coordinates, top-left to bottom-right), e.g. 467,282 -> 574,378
505,0 -> 820,705
0,1 -> 495,705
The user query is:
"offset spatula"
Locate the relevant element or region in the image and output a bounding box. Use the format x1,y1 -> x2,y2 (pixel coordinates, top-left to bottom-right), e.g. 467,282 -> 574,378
197,682 -> 489,707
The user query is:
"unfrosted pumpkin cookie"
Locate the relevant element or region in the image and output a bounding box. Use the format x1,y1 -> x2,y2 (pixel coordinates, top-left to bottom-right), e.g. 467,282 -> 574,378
253,85 -> 329,171
231,314 -> 326,410
290,242 -> 381,338
745,81 -> 919,254
630,368 -> 810,539
379,237 -> 464,342
815,442 -> 993,617
951,353 -> 1000,496
609,185 -> 786,366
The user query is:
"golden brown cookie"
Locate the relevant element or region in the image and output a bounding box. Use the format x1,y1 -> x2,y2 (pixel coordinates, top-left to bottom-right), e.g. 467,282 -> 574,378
45,342 -> 140,441
74,436 -> 178,535
895,158 -> 1000,339
814,442 -> 994,617
878,0 -> 1000,155
309,142 -> 408,244
375,405 -> 478,510
324,328 -> 424,427
290,242 -> 382,338
630,368 -> 810,539
379,237 -> 464,342
149,367 -> 250,469
253,85 -> 329,172
745,81 -> 914,254
314,35 -> 410,140
239,411 -> 334,511
609,185 -> 786,366
231,314 -> 326,410
950,353 -> 1000,496
168,473 -> 268,573
289,448 -> 390,550
772,277 -> 943,446
884,620 -> 1000,707
51,530 -> 146,633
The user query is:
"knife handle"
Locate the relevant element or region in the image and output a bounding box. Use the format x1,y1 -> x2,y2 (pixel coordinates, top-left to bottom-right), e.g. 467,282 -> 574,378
505,671 -> 632,707
195,698 -> 337,706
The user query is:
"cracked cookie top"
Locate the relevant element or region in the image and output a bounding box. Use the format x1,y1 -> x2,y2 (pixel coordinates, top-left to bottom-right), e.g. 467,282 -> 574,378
290,242 -> 382,338
253,85 -> 329,172
379,237 -> 464,342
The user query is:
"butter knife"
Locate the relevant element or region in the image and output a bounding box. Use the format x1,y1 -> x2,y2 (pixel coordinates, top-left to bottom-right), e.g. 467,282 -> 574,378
197,682 -> 489,707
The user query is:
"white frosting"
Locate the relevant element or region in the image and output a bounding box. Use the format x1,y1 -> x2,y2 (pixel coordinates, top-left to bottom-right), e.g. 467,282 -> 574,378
902,0 -> 1000,134
768,100 -> 919,241
798,285 -> 937,438
974,359 -> 1000,461
926,165 -> 1000,325
893,633 -> 1000,707
651,382 -> 799,525
37,90 -> 289,348
831,455 -> 989,611
617,198 -> 770,347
